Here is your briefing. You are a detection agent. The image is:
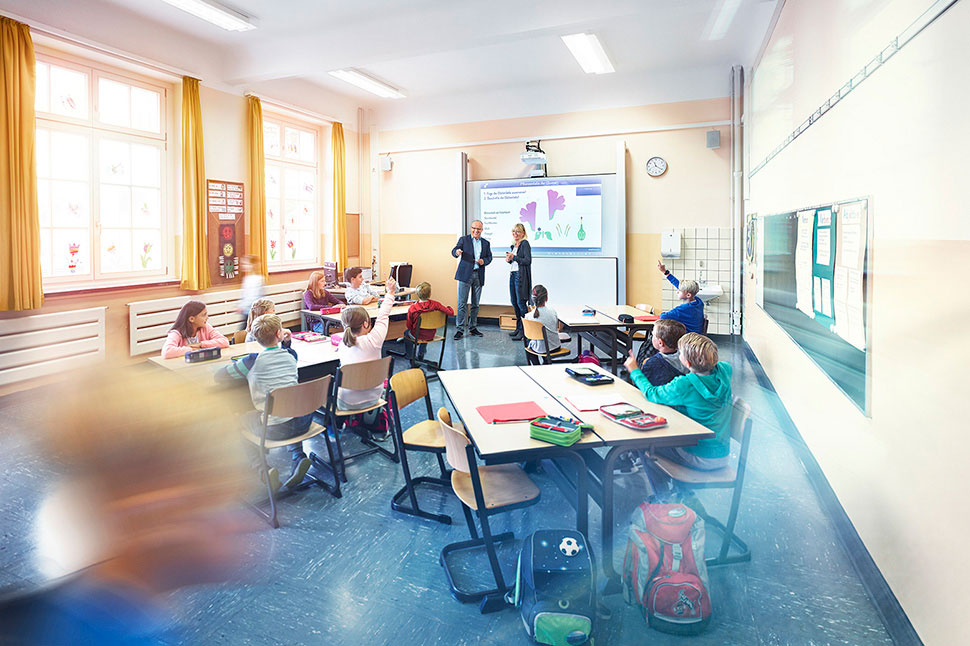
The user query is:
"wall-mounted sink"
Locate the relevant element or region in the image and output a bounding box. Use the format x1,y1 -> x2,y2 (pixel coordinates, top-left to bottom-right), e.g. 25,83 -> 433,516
697,284 -> 724,303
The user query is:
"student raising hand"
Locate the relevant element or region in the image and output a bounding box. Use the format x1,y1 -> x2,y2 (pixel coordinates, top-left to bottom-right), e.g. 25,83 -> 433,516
623,349 -> 639,374
657,260 -> 667,274
385,276 -> 397,295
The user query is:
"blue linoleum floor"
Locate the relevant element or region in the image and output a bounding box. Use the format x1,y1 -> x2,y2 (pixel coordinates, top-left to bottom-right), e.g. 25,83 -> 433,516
0,324 -> 894,645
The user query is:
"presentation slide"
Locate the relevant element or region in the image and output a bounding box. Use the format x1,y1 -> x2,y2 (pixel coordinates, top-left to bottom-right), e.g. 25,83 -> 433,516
478,177 -> 602,250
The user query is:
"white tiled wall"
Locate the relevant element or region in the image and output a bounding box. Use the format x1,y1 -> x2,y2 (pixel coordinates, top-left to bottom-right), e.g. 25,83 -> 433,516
660,227 -> 735,335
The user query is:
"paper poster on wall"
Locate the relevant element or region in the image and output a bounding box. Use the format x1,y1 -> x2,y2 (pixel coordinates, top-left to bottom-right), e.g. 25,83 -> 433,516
795,210 -> 815,316
820,277 -> 832,317
833,266 -> 849,336
839,201 -> 865,270
816,228 -> 831,265
831,200 -> 868,350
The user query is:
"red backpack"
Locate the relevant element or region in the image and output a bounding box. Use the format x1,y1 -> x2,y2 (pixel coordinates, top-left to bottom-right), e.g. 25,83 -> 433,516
578,350 -> 600,366
622,502 -> 711,634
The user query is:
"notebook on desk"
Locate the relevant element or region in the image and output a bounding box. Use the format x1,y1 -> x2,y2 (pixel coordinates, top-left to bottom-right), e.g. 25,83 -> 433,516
476,401 -> 546,424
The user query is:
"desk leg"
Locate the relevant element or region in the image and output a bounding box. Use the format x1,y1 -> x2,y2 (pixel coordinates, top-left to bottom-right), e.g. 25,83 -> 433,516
554,451 -> 588,539
610,330 -> 618,374
600,446 -> 624,595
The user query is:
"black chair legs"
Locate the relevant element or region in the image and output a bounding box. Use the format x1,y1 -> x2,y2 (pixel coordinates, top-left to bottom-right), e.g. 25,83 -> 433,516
701,513 -> 751,567
391,476 -> 452,524
440,530 -> 515,603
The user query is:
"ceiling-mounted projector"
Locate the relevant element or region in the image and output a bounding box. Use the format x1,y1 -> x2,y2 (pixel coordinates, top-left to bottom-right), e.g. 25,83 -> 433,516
520,150 -> 547,165
521,140 -> 547,176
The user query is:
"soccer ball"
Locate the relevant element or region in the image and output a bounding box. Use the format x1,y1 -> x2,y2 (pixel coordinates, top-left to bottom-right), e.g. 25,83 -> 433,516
559,537 -> 580,557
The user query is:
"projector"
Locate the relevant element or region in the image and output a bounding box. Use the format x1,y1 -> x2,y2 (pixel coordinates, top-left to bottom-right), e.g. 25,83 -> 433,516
520,150 -> 547,165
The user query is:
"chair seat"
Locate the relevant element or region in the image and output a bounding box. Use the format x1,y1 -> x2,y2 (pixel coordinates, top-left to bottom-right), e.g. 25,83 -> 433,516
524,346 -> 570,357
653,455 -> 737,486
416,335 -> 444,344
242,421 -> 327,449
451,464 -> 540,510
402,419 -> 446,449
334,398 -> 387,417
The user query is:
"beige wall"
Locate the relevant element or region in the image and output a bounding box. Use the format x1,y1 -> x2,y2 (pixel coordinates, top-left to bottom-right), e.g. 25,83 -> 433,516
376,99 -> 732,311
744,1 -> 970,642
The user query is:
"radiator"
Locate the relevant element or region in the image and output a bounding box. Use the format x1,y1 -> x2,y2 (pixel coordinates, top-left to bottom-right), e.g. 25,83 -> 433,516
0,307 -> 107,387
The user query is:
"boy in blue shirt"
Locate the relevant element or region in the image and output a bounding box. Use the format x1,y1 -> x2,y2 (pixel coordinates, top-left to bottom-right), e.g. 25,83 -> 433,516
217,313 -> 312,491
657,260 -> 704,333
624,332 -> 733,499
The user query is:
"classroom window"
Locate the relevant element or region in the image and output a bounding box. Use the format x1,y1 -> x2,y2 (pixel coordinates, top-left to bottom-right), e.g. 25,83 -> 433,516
34,54 -> 171,288
263,116 -> 319,268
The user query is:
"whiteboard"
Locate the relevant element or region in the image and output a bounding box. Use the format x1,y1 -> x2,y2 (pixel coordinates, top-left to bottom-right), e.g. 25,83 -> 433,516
479,256 -> 617,307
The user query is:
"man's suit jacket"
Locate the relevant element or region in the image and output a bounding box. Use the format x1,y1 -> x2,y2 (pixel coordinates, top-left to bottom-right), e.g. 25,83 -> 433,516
452,235 -> 492,286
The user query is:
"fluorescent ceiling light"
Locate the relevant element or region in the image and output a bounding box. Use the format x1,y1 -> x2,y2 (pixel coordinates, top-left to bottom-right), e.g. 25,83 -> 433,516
160,0 -> 256,32
328,69 -> 406,99
561,33 -> 615,75
704,0 -> 742,41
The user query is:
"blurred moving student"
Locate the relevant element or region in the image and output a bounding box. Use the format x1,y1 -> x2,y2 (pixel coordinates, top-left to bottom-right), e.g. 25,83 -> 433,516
160,301 -> 229,359
237,255 -> 265,329
405,281 -> 454,363
0,366 -> 249,646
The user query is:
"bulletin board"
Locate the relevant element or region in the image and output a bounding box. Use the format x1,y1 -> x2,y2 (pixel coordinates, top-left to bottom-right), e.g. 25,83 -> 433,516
758,198 -> 872,414
206,179 -> 245,285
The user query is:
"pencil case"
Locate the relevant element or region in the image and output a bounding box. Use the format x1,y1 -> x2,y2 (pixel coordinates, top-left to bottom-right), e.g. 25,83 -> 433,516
529,416 -> 590,447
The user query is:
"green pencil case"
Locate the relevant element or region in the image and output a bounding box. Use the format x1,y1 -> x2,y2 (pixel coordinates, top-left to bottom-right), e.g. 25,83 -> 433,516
529,416 -> 591,447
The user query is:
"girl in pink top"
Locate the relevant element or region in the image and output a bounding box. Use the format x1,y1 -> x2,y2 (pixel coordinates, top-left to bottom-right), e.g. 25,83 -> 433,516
161,300 -> 230,358
336,277 -> 396,409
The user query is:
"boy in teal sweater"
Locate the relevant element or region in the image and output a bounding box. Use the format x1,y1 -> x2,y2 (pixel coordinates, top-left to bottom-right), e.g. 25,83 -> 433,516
624,332 -> 733,497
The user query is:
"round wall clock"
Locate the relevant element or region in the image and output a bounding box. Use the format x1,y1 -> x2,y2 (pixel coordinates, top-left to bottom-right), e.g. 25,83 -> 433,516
646,156 -> 668,177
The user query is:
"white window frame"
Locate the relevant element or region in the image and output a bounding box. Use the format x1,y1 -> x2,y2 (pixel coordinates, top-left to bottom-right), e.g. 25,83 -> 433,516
262,112 -> 322,272
35,50 -> 175,292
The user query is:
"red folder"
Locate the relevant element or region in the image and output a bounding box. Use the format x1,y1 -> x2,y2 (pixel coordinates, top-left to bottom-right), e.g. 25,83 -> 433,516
634,314 -> 660,321
477,401 -> 546,424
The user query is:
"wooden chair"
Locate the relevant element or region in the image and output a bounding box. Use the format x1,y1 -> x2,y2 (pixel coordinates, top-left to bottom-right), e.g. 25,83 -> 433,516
631,305 -> 655,342
319,356 -> 398,483
649,397 -> 753,566
522,317 -> 571,364
409,310 -> 448,376
383,318 -> 409,359
388,369 -> 451,524
241,375 -> 340,528
232,329 -> 248,344
437,408 -> 541,612
701,315 -> 710,335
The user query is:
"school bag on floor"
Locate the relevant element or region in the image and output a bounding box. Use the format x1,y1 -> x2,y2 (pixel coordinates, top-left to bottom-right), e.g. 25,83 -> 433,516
510,529 -> 595,646
622,502 -> 711,634
578,351 -> 600,366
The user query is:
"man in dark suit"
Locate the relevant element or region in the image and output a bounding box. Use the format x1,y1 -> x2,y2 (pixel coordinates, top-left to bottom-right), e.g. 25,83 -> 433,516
452,220 -> 492,339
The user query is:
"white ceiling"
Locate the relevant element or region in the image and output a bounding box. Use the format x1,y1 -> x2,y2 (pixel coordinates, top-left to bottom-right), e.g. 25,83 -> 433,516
0,0 -> 779,129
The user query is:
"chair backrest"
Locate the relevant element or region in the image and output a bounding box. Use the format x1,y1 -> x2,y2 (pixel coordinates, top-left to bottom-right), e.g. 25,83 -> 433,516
418,310 -> 446,330
232,329 -> 248,344
266,375 -> 332,419
338,356 -> 392,390
522,317 -> 546,342
701,316 -> 710,335
389,368 -> 428,410
438,407 -> 470,474
386,319 -> 408,341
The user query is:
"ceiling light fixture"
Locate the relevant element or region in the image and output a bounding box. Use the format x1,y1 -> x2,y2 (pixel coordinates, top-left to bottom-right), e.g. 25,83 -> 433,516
561,33 -> 615,75
328,69 -> 406,99
704,0 -> 742,41
160,0 -> 256,32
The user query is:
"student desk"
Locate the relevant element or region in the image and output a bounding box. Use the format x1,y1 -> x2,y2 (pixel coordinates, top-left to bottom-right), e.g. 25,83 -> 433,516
557,305 -> 657,374
520,362 -> 713,593
437,366 -> 594,539
148,339 -> 340,383
301,301 -> 414,334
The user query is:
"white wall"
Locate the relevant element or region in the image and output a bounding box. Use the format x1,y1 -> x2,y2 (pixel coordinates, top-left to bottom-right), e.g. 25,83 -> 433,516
744,1 -> 970,643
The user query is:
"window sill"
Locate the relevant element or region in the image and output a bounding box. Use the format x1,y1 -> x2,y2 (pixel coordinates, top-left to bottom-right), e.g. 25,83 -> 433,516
269,264 -> 319,275
44,277 -> 181,297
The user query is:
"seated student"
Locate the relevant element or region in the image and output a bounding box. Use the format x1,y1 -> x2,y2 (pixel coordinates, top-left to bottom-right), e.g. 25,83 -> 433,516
161,300 -> 230,359
524,284 -> 571,365
216,313 -> 312,490
638,319 -> 689,386
343,267 -> 380,305
304,270 -> 344,332
405,281 -> 454,362
245,298 -> 292,344
624,333 -> 733,498
657,259 -> 704,333
336,276 -> 397,410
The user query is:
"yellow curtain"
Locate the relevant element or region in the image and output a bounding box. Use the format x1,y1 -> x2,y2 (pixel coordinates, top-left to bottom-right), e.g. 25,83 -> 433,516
331,122 -> 348,270
0,17 -> 43,311
180,77 -> 209,290
247,95 -> 268,277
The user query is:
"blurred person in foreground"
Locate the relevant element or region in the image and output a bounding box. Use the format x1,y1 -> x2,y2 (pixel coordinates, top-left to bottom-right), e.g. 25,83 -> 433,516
0,365 -> 251,646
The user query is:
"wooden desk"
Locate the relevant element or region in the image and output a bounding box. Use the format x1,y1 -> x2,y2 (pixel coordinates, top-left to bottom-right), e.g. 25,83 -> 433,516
302,302 -> 414,334
557,306 -> 624,373
520,362 -> 713,591
437,367 -> 594,537
148,339 -> 340,382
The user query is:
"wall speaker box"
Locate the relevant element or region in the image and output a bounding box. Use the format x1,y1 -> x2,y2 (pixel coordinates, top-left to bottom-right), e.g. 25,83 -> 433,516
380,156 -> 393,171
706,130 -> 721,149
